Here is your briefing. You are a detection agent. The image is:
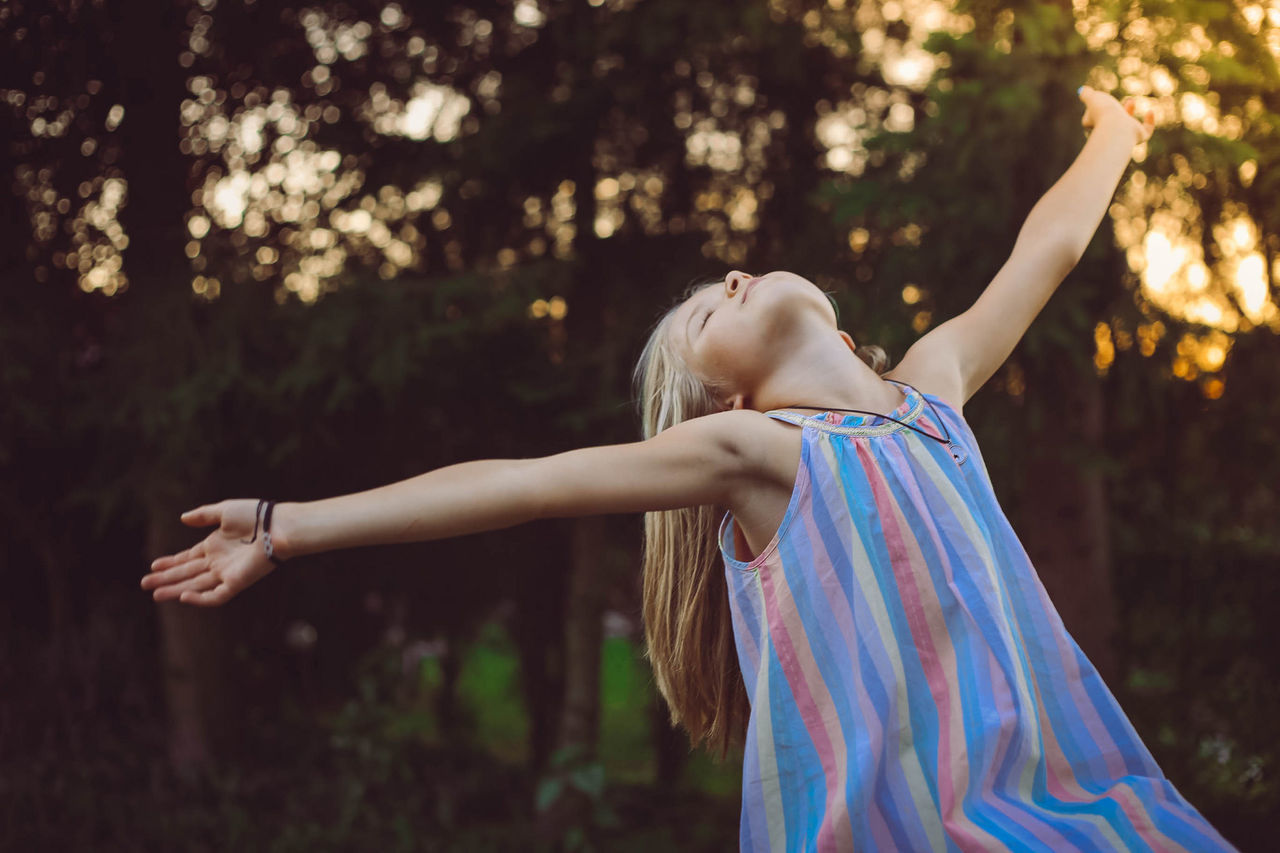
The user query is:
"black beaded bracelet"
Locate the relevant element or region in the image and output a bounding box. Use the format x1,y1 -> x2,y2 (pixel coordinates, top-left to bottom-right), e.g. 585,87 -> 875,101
240,499 -> 266,544
262,500 -> 286,567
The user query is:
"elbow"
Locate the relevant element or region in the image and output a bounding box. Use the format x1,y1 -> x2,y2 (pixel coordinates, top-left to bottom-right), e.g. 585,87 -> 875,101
1041,233 -> 1086,279
1019,223 -> 1088,276
508,458 -> 552,524
1058,247 -> 1085,282
1051,220 -> 1100,270
1062,236 -> 1090,269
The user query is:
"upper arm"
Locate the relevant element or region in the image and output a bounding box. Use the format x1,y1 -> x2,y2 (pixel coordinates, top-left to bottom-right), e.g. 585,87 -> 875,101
521,409 -> 760,519
902,238 -> 1078,405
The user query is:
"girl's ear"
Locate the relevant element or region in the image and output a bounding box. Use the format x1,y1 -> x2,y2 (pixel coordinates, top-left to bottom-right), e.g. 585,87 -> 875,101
727,392 -> 748,411
838,330 -> 857,352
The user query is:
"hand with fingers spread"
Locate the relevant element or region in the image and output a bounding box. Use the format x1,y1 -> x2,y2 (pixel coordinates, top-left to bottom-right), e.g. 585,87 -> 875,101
1078,84 -> 1156,148
141,499 -> 280,606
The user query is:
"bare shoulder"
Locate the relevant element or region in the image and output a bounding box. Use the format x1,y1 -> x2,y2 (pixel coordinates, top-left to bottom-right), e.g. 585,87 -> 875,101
662,407 -> 777,449
688,407 -> 790,458
692,408 -> 805,492
652,408 -> 787,468
884,340 -> 967,415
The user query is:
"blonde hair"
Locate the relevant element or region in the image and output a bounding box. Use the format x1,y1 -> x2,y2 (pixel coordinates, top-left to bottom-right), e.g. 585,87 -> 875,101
631,278 -> 890,760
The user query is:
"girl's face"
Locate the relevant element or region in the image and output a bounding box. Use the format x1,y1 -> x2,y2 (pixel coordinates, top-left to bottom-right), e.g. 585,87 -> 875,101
670,270 -> 839,407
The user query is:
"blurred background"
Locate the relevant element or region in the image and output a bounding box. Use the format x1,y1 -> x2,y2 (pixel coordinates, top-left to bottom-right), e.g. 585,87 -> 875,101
2,0 -> 1277,850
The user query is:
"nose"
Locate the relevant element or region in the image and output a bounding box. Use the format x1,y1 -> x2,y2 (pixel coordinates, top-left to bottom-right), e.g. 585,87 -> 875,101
725,270 -> 753,297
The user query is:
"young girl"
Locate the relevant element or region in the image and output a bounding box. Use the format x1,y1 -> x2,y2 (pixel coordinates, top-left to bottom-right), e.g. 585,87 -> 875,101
143,86 -> 1239,851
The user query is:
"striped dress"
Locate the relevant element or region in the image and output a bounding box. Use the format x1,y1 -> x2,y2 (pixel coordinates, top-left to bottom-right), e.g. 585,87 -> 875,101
717,379 -> 1237,852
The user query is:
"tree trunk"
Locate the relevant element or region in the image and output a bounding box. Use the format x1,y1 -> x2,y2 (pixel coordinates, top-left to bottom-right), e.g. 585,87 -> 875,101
109,0 -> 233,780
536,516 -> 610,842
1018,360 -> 1118,683
436,628 -> 463,740
513,537 -> 565,776
111,0 -> 192,288
557,516 -> 609,753
144,490 -> 232,780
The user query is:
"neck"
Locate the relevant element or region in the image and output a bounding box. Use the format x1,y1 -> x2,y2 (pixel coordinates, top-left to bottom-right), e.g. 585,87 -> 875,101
748,334 -> 899,414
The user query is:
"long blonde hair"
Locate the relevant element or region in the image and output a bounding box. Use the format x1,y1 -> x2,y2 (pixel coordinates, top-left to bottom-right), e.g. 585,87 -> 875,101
632,277 -> 890,759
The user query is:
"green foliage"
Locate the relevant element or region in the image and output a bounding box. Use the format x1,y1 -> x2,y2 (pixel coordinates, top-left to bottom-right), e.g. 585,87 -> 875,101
0,603 -> 741,851
532,738 -> 621,851
598,635 -> 655,783
456,619 -> 532,761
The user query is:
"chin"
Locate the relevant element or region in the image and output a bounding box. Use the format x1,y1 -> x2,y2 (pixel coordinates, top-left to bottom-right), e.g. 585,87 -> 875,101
748,281 -> 831,333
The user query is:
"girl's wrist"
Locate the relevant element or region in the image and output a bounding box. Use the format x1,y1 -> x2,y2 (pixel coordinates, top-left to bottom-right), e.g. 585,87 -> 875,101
270,501 -> 304,562
1095,110 -> 1145,147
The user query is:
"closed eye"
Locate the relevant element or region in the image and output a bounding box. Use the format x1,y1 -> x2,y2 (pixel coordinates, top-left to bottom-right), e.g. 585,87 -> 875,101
701,309 -> 712,328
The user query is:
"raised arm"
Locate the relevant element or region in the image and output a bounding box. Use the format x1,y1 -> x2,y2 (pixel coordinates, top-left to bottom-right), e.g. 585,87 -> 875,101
898,85 -> 1156,407
142,409 -> 758,606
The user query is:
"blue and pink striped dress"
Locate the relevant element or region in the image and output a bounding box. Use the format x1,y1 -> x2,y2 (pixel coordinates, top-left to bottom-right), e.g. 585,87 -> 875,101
717,379 -> 1237,852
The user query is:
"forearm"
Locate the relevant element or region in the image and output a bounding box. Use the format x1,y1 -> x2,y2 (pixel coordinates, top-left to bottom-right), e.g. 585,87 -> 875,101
271,458 -> 538,559
1016,115 -> 1140,261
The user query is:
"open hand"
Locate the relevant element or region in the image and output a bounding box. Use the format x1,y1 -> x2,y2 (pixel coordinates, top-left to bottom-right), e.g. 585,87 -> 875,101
141,499 -> 278,606
1079,84 -> 1155,146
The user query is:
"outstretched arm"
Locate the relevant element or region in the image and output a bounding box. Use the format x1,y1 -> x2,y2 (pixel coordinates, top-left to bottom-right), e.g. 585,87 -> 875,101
274,409 -> 751,557
898,84 -> 1156,407
142,409 -> 756,606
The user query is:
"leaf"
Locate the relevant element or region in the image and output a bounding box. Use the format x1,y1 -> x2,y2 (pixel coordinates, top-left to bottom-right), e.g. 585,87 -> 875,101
535,777 -> 564,813
569,763 -> 605,798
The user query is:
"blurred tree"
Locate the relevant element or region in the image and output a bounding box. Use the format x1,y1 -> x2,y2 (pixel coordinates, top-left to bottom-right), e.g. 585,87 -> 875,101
1,0 -> 236,776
